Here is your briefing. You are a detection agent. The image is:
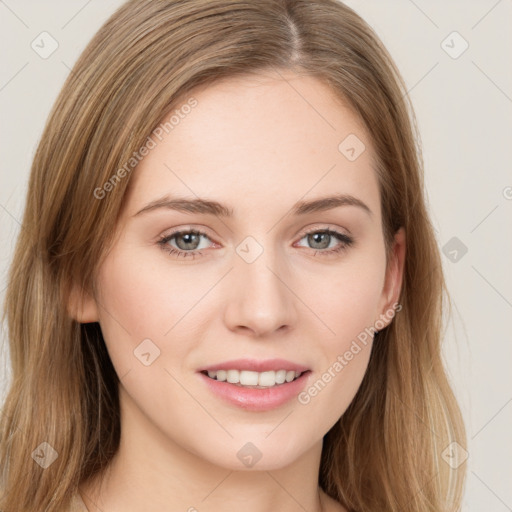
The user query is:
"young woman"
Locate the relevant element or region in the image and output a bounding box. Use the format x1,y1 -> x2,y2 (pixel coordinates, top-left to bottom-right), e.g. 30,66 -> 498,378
0,1 -> 467,511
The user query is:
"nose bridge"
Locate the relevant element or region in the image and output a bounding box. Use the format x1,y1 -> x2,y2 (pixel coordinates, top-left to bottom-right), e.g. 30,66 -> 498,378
223,236 -> 297,335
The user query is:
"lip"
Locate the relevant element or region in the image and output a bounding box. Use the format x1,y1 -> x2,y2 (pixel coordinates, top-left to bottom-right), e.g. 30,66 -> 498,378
198,358 -> 310,373
198,370 -> 312,412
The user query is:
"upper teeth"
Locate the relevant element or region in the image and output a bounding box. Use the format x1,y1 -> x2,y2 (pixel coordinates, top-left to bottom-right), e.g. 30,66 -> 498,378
207,369 -> 302,387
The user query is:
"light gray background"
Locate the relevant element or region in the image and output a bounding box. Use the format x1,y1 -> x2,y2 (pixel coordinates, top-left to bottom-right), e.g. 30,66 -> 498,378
0,1 -> 511,509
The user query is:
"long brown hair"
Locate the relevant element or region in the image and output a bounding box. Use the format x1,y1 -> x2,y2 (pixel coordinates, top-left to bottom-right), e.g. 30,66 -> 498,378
0,1 -> 467,510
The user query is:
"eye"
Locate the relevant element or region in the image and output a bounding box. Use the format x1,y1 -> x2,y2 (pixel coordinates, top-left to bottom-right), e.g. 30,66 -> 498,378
158,229 -> 214,259
295,228 -> 354,256
157,226 -> 354,260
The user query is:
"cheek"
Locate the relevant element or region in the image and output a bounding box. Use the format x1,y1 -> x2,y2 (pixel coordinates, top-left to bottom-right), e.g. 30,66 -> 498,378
297,341 -> 372,428
295,251 -> 385,414
98,241 -> 217,326
305,255 -> 386,344
94,248 -> 199,373
296,270 -> 380,423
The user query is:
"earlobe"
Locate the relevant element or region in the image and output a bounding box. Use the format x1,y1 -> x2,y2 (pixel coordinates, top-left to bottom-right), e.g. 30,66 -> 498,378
67,283 -> 100,324
377,227 -> 406,328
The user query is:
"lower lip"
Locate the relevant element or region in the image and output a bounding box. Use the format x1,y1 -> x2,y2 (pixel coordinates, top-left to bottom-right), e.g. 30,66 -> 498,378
198,371 -> 311,412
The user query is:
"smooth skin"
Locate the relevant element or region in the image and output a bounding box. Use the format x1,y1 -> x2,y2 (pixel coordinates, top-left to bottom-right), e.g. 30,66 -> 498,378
72,68 -> 405,512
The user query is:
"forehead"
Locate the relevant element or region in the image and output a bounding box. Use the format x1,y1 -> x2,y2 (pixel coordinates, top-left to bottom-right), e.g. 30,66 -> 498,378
123,70 -> 379,220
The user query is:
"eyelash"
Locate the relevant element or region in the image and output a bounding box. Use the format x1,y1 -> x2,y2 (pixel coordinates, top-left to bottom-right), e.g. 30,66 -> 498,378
157,227 -> 354,260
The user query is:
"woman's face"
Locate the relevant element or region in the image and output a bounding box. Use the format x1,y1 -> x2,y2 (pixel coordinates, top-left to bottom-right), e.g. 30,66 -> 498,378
81,70 -> 404,471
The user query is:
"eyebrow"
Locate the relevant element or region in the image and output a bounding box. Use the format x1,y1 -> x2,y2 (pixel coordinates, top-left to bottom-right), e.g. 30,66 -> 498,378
133,193 -> 373,218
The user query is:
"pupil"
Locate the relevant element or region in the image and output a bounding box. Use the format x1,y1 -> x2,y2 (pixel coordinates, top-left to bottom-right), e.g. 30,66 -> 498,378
309,232 -> 329,249
177,233 -> 199,250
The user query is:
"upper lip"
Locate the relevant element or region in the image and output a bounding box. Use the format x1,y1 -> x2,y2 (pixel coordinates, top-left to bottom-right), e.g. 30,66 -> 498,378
198,358 -> 310,373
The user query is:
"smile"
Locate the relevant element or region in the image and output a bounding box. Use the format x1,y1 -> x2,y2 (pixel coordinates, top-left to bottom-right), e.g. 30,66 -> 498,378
201,369 -> 305,388
198,370 -> 312,411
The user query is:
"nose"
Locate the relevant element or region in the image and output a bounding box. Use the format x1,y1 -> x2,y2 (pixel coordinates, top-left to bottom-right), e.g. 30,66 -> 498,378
223,247 -> 298,337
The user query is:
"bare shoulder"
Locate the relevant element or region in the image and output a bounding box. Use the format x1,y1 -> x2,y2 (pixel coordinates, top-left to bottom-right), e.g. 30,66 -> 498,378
320,489 -> 349,512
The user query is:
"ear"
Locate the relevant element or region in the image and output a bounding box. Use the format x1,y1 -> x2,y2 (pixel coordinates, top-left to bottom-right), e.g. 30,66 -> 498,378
67,282 -> 100,324
376,227 -> 406,328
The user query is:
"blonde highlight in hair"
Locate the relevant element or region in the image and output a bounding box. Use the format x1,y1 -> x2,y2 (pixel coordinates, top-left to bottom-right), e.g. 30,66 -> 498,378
1,1 -> 466,510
